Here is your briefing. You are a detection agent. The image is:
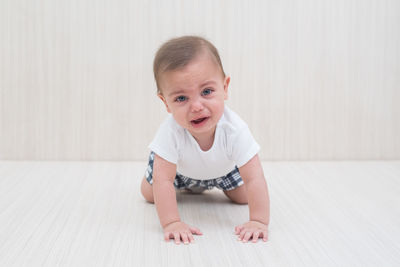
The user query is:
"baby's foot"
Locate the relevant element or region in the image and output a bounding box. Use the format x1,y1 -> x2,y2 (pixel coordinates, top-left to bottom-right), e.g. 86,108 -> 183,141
184,187 -> 206,194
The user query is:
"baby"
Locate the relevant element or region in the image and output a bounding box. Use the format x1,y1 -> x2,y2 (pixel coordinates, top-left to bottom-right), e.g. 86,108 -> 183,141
141,36 -> 270,245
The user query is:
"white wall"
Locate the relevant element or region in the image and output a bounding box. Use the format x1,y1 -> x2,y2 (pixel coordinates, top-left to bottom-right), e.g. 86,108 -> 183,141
1,0 -> 399,160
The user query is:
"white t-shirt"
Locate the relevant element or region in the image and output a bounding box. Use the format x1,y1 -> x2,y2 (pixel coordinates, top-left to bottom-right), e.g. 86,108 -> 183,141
148,106 -> 260,180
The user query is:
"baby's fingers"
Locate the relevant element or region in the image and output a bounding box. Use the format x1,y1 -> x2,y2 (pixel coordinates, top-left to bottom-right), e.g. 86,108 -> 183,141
188,232 -> 195,243
164,231 -> 172,242
181,232 -> 190,245
235,225 -> 244,235
252,231 -> 260,243
242,231 -> 253,243
262,230 -> 268,242
238,228 -> 247,240
173,232 -> 181,244
189,227 -> 202,235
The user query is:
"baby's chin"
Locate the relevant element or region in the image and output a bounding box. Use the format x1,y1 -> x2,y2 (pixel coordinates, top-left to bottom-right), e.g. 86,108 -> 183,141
186,121 -> 217,136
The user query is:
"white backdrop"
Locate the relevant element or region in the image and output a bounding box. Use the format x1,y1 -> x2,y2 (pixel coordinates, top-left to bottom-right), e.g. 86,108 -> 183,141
1,0 -> 399,160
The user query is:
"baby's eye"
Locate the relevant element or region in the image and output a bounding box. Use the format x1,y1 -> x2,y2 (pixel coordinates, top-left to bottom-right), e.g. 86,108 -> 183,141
175,95 -> 187,102
201,88 -> 213,96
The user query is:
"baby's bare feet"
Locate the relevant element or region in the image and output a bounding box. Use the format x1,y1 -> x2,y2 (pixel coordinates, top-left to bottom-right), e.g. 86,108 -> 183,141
184,187 -> 206,194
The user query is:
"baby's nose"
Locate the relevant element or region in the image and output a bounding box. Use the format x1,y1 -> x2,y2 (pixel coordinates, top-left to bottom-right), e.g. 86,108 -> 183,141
190,100 -> 204,112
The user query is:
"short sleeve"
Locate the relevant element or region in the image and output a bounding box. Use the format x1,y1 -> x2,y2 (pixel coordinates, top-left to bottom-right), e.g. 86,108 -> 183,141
148,116 -> 180,164
230,125 -> 260,168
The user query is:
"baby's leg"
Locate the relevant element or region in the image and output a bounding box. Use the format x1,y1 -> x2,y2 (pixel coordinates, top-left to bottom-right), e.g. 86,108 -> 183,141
223,185 -> 248,205
141,176 -> 154,203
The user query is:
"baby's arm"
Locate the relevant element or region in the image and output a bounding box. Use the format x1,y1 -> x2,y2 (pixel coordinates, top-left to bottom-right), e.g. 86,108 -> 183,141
236,154 -> 270,242
152,154 -> 202,244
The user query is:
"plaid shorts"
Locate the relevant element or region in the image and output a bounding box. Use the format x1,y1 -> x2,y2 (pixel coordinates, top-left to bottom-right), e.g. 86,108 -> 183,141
145,151 -> 244,192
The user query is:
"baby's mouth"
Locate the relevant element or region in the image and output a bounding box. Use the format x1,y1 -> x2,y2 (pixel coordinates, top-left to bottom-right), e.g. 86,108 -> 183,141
190,117 -> 209,125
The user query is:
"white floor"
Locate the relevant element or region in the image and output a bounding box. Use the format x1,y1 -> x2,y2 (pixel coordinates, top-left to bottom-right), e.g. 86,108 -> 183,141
0,161 -> 399,267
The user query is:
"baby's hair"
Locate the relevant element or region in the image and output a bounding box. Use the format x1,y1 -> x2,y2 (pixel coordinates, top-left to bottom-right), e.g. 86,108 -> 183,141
153,36 -> 226,94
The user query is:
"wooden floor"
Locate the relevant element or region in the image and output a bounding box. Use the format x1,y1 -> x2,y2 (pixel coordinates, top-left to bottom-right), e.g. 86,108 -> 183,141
0,161 -> 399,267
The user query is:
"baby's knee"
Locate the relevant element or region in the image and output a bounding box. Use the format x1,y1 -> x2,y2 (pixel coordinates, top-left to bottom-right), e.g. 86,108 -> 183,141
141,177 -> 154,203
223,186 -> 248,205
230,197 -> 248,205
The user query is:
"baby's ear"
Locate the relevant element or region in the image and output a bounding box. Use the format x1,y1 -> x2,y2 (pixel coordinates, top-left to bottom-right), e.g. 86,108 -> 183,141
223,76 -> 230,100
158,94 -> 172,113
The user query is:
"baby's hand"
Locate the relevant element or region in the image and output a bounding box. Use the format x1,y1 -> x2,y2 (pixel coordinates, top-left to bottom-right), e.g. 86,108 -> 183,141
235,221 -> 269,243
164,221 -> 202,245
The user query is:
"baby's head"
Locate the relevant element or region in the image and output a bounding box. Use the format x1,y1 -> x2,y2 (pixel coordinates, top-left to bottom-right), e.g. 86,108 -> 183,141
153,36 -> 226,94
153,36 -> 230,138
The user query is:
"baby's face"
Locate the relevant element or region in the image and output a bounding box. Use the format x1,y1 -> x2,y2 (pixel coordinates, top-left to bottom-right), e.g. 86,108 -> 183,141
158,52 -> 230,140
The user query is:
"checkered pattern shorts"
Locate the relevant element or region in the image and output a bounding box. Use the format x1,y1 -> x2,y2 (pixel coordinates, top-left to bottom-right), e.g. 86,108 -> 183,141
145,151 -> 244,192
